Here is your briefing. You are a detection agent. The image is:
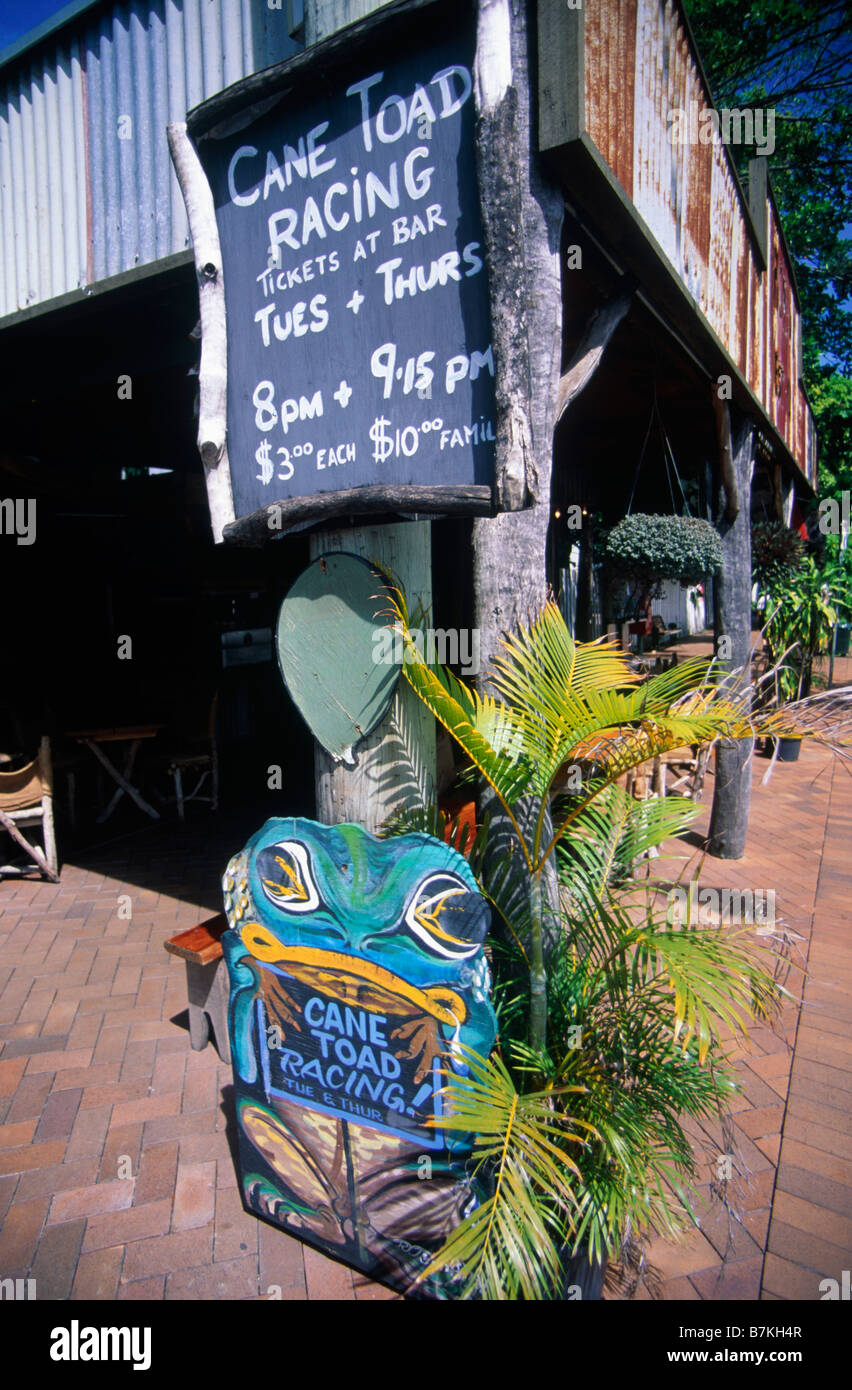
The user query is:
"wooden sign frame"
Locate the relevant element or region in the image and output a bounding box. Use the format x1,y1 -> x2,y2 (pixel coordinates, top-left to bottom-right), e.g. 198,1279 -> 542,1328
168,0 -> 504,545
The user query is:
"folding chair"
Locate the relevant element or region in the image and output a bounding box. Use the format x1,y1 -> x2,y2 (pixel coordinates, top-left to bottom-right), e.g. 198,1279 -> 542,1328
0,736 -> 59,881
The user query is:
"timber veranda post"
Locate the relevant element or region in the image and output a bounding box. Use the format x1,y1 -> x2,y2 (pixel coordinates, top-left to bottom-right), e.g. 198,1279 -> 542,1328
306,0 -> 566,834
470,1 -> 563,669
470,0 -> 565,1019
708,395 -> 756,860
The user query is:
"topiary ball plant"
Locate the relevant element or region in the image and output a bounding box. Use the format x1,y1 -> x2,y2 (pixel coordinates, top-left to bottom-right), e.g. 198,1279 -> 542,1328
606,514 -> 723,587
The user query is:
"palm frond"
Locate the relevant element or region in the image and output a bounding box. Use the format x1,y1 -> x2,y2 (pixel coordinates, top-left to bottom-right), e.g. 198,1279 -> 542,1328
380,801 -> 484,863
558,786 -> 700,904
419,1046 -> 591,1299
629,917 -> 791,1061
379,587 -> 536,854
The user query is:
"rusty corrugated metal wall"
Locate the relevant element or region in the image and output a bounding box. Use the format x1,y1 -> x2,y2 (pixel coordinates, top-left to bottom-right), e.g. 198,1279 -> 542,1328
0,0 -> 301,318
584,0 -> 814,486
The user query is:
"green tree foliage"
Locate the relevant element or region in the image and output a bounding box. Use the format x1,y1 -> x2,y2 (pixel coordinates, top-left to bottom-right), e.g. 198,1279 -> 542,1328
606,514 -> 723,588
685,0 -> 852,495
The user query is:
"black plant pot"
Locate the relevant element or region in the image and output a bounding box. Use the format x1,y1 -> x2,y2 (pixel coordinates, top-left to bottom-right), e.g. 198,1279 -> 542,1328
559,1248 -> 608,1301
836,624 -> 851,658
777,737 -> 802,763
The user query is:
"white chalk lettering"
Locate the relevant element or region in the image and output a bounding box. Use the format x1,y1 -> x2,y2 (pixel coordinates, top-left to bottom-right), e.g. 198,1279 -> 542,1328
346,65 -> 471,154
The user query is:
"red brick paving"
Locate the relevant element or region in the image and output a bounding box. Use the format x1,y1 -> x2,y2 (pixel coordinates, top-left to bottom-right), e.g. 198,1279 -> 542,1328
0,809 -> 396,1300
639,739 -> 852,1300
1,746 -> 849,1301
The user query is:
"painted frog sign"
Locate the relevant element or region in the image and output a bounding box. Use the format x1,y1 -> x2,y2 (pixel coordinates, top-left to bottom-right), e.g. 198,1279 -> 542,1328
221,817 -> 497,1296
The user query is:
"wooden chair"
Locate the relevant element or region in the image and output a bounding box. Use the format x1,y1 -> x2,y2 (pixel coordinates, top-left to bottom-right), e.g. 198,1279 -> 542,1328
0,736 -> 59,881
625,745 -> 710,804
159,691 -> 219,823
649,747 -> 710,800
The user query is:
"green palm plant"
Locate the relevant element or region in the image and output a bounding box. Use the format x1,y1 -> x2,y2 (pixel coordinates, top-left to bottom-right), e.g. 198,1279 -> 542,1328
420,1045 -> 593,1301
382,582 -> 836,1050
762,556 -> 842,700
411,790 -> 789,1298
378,580 -> 848,1298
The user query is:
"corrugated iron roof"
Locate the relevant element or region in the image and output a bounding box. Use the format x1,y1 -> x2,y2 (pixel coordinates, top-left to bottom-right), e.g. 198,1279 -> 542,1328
0,0 -> 301,318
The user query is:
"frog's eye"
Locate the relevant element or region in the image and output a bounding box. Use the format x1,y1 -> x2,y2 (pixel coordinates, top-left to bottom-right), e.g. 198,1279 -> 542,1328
257,841 -> 320,914
404,873 -> 489,960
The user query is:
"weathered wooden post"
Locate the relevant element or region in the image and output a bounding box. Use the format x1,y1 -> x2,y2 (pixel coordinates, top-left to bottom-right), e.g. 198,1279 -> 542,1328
309,522 -> 434,829
304,0 -> 432,832
708,395 -> 756,859
470,0 -> 563,667
466,0 -> 566,992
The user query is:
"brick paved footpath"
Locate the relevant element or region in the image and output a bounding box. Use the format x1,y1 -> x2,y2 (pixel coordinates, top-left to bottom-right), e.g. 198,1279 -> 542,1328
0,746 -> 849,1301
637,740 -> 852,1300
0,806 -> 394,1301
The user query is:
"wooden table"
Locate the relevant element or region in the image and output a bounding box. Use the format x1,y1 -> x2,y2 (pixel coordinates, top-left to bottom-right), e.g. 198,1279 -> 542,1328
66,726 -> 163,823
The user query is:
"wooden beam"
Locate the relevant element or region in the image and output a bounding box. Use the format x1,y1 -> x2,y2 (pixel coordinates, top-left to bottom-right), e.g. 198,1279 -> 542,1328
0,252 -> 194,337
537,0 -> 585,151
746,156 -> 769,268
222,483 -> 494,546
555,287 -> 634,424
712,391 -> 739,523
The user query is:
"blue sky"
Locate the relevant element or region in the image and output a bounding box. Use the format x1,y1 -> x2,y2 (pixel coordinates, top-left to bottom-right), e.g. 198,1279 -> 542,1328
0,0 -> 80,54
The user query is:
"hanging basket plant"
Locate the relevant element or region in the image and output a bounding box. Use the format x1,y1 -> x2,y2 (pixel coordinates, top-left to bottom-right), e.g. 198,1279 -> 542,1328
606,514 -> 723,623
606,514 -> 723,587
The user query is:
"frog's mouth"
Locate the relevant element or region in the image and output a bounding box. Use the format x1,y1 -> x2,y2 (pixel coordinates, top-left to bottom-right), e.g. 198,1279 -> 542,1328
240,922 -> 467,1030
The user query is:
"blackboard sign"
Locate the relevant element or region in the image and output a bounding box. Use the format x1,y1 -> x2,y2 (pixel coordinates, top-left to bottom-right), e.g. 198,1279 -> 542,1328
186,1 -> 495,537
254,966 -> 447,1148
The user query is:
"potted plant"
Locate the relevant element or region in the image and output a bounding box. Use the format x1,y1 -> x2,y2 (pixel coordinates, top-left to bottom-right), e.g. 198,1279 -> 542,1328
761,556 -> 851,759
381,583 -> 848,1298
825,555 -> 852,658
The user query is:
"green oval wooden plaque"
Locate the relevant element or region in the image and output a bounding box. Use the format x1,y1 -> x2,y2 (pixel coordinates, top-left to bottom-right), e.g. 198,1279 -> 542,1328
276,553 -> 400,765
